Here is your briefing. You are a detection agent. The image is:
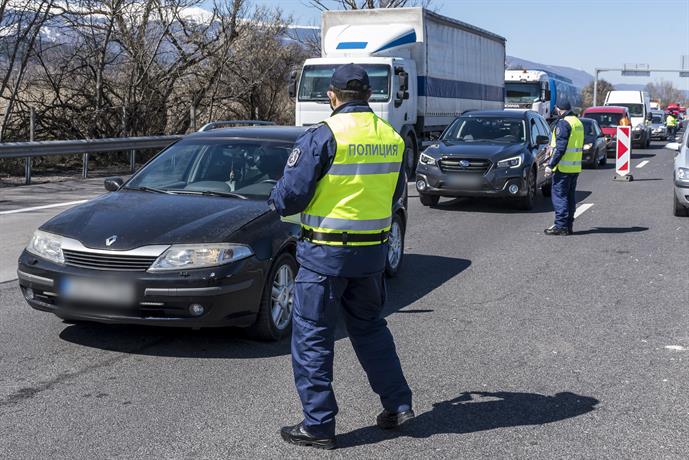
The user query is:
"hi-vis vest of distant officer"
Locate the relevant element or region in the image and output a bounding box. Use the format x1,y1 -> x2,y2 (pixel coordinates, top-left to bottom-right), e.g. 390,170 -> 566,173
300,111 -> 404,246
550,115 -> 585,174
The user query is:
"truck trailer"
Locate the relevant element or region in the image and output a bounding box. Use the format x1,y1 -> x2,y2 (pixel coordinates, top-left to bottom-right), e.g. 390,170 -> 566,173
289,7 -> 506,175
504,69 -> 581,120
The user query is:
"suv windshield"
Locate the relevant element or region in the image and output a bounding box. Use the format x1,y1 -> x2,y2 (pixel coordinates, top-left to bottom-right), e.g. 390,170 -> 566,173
442,117 -> 526,144
585,112 -> 623,128
505,82 -> 541,103
298,64 -> 391,102
126,139 -> 293,198
608,103 -> 643,117
651,114 -> 664,123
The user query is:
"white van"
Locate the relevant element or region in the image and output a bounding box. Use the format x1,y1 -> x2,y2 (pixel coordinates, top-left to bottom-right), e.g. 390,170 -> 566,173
604,90 -> 652,148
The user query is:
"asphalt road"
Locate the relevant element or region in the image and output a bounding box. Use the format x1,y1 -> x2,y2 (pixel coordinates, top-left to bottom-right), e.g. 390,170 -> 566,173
1,143 -> 688,458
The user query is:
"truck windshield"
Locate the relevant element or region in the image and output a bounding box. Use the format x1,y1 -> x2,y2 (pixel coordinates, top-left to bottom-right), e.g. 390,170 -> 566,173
298,64 -> 391,103
442,117 -> 526,144
505,82 -> 541,103
608,103 -> 643,117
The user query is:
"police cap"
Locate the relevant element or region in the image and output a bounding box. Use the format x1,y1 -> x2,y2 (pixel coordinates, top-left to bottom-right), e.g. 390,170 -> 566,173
556,101 -> 572,111
330,63 -> 370,92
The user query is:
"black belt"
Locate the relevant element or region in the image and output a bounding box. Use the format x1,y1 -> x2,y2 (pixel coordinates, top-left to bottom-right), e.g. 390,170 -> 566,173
300,228 -> 388,245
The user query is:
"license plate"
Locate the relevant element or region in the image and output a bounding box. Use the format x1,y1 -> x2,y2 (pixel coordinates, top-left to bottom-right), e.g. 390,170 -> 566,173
447,175 -> 481,187
60,277 -> 135,307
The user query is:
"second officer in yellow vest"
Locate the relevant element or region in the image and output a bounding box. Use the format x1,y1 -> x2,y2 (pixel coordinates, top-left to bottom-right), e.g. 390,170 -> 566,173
269,64 -> 413,450
544,101 -> 584,235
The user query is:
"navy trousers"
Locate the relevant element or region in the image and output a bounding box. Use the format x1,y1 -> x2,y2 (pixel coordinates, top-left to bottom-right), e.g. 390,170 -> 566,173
551,171 -> 579,230
291,265 -> 412,438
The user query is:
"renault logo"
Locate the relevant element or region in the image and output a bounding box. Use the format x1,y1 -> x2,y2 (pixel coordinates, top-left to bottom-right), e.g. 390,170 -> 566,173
105,235 -> 117,246
459,160 -> 470,168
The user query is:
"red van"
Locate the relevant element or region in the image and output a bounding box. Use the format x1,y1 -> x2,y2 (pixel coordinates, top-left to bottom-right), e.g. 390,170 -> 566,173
582,106 -> 632,155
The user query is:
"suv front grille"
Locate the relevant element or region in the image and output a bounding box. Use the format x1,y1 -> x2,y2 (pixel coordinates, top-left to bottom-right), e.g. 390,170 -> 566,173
63,249 -> 157,271
438,158 -> 491,174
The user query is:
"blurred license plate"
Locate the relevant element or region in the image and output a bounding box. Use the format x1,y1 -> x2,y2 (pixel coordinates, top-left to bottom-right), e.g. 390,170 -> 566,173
447,175 -> 481,187
60,277 -> 135,306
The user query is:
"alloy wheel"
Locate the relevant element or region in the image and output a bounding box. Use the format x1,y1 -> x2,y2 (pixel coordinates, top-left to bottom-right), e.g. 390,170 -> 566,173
387,220 -> 403,271
270,263 -> 294,330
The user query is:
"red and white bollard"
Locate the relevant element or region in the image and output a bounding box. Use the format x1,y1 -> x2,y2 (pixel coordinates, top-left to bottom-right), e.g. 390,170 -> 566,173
614,126 -> 633,182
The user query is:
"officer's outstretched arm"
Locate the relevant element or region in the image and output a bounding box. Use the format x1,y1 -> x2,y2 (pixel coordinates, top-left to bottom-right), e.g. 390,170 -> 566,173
268,125 -> 333,216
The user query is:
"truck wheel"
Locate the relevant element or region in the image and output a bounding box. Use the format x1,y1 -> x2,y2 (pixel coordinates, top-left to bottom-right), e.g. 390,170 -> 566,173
673,193 -> 689,217
404,134 -> 417,179
419,193 -> 439,207
249,252 -> 297,341
385,213 -> 405,278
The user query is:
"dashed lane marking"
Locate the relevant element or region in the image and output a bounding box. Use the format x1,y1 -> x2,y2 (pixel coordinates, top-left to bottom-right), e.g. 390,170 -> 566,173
636,160 -> 649,168
0,200 -> 88,215
574,203 -> 594,219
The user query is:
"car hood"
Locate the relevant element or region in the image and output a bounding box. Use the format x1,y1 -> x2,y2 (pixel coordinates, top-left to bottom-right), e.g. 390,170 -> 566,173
40,190 -> 271,250
430,142 -> 526,160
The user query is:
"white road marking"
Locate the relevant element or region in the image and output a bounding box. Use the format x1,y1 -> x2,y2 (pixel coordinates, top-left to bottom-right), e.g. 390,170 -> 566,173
665,345 -> 686,351
0,200 -> 88,215
573,203 -> 594,219
636,160 -> 649,168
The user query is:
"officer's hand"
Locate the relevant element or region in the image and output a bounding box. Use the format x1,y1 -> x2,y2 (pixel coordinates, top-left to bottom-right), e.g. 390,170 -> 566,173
544,166 -> 553,178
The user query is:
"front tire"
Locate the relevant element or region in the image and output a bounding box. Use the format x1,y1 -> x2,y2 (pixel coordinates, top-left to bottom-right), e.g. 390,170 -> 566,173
515,168 -> 536,210
385,213 -> 405,278
404,134 -> 418,179
673,192 -> 689,217
541,181 -> 552,197
600,149 -> 607,166
249,252 -> 297,341
419,193 -> 439,207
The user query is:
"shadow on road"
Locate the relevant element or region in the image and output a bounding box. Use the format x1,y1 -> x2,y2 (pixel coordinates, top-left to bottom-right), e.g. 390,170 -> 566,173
338,390 -> 599,448
631,178 -> 663,182
574,226 -> 649,235
59,254 -> 471,359
429,190 -> 592,215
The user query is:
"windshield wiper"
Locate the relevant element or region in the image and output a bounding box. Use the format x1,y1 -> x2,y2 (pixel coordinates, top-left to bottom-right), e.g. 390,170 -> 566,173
125,185 -> 175,194
172,190 -> 248,200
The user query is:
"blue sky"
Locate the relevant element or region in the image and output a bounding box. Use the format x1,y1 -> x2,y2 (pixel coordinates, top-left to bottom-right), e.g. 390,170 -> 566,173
210,0 -> 689,90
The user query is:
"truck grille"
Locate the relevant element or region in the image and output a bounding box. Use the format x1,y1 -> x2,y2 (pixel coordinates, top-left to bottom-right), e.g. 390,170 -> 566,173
438,158 -> 491,174
63,249 -> 157,271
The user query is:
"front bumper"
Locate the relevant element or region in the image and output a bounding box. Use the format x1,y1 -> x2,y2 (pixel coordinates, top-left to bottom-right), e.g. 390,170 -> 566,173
415,162 -> 529,198
674,181 -> 689,207
17,250 -> 265,328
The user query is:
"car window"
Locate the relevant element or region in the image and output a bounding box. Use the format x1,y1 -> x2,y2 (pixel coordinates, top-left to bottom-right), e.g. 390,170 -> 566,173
581,120 -> 596,136
530,119 -> 539,145
536,117 -> 550,137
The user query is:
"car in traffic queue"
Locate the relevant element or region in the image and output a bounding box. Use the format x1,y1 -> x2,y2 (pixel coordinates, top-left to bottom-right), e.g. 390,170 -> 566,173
666,127 -> 689,217
648,110 -> 668,141
579,117 -> 608,168
16,124 -> 409,341
415,110 -> 552,210
582,106 -> 632,155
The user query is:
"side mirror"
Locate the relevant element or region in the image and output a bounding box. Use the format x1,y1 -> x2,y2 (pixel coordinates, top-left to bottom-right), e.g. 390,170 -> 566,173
104,177 -> 124,192
399,73 -> 409,92
287,69 -> 298,98
665,142 -> 681,152
536,135 -> 550,145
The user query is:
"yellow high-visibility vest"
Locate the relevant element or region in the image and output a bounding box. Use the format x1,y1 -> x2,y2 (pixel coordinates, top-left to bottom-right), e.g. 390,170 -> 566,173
301,111 -> 404,246
550,115 -> 584,174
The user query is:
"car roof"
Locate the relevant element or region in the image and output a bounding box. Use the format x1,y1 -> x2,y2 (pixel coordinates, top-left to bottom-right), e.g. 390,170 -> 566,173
183,125 -> 308,142
462,110 -> 531,119
584,106 -> 629,113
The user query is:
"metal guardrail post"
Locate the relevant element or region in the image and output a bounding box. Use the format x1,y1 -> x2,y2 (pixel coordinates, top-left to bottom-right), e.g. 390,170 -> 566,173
25,107 -> 35,185
129,149 -> 136,173
82,153 -> 89,178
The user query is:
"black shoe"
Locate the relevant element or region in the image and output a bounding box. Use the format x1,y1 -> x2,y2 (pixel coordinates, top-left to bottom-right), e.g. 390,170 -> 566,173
376,409 -> 415,430
544,226 -> 570,236
279,422 -> 336,450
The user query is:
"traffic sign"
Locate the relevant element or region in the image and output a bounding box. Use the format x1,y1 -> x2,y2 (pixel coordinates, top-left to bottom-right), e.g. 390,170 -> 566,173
614,126 -> 633,182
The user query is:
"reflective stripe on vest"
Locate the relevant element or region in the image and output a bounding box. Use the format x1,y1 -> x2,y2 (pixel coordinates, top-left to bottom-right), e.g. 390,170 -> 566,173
301,111 -> 404,246
550,116 -> 585,173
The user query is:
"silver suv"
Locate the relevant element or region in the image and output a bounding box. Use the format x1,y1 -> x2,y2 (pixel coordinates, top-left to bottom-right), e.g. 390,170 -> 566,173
667,127 -> 689,216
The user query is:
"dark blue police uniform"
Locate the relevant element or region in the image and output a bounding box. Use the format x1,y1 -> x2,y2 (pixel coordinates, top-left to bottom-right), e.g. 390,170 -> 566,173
268,100 -> 412,440
548,111 -> 578,232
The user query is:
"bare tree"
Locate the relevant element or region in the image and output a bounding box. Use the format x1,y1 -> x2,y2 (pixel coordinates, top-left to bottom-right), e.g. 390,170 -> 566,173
644,80 -> 689,107
580,79 -> 615,109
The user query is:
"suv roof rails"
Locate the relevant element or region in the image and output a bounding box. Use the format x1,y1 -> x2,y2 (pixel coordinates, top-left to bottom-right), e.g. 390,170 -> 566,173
198,120 -> 276,132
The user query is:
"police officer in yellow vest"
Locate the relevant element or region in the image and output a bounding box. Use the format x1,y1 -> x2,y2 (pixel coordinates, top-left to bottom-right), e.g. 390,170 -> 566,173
544,101 -> 584,235
268,64 -> 413,449
666,113 -> 678,138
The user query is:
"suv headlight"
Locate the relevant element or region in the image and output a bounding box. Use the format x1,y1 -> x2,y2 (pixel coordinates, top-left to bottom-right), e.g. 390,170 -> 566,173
676,167 -> 689,182
26,230 -> 65,264
148,243 -> 253,272
418,152 -> 437,166
497,155 -> 522,169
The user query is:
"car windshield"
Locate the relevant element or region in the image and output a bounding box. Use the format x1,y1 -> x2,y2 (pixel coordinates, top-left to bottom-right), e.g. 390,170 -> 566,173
505,82 -> 541,103
442,117 -> 526,143
298,64 -> 391,102
585,112 -> 623,128
651,114 -> 664,123
581,120 -> 596,136
608,103 -> 643,117
125,139 -> 293,198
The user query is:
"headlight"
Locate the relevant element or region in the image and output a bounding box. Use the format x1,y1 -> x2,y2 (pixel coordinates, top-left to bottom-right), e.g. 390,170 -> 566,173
583,143 -> 593,150
497,155 -> 522,168
634,124 -> 643,131
148,243 -> 253,272
26,230 -> 65,264
418,152 -> 437,166
677,168 -> 689,182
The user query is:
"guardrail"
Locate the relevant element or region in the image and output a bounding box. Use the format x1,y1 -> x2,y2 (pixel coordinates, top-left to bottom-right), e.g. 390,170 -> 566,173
0,135 -> 183,184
